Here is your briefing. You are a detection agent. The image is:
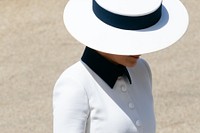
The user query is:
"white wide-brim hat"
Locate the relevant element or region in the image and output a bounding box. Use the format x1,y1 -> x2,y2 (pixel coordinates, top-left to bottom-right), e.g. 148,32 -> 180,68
64,0 -> 189,55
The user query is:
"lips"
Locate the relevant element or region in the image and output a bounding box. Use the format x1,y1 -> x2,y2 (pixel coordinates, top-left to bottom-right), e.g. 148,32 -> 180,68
130,55 -> 141,59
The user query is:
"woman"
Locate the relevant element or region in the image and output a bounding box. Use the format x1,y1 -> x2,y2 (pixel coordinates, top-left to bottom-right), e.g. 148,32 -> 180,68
53,0 -> 189,132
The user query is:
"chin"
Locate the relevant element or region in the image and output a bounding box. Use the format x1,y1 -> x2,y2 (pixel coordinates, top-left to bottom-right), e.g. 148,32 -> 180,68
126,62 -> 137,67
130,59 -> 140,67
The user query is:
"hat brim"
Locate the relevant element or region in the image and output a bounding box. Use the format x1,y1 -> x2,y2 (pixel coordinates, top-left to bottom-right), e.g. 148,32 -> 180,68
64,0 -> 189,55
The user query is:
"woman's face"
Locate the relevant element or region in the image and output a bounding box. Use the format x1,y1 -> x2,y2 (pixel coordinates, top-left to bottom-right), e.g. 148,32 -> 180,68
97,51 -> 141,67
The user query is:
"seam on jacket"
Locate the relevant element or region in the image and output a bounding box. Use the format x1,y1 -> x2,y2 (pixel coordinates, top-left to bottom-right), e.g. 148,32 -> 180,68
140,58 -> 152,87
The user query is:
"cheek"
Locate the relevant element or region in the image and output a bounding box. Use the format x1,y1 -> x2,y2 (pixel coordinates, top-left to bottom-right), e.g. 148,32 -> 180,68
114,57 -> 130,66
112,56 -> 125,65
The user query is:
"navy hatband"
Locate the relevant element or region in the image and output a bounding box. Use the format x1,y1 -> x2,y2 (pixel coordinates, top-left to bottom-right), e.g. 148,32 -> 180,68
93,0 -> 162,30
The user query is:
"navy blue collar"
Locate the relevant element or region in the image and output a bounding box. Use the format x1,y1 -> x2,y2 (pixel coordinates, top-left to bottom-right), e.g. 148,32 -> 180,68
81,47 -> 131,88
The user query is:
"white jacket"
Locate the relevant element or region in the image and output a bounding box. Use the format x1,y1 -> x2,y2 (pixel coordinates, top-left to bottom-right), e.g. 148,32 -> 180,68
53,59 -> 155,133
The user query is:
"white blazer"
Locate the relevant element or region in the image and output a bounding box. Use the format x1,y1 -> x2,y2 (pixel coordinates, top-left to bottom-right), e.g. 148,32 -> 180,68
53,59 -> 155,133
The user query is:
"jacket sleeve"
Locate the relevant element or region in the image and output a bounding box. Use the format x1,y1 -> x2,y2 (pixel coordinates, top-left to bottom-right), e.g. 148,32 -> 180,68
53,76 -> 89,133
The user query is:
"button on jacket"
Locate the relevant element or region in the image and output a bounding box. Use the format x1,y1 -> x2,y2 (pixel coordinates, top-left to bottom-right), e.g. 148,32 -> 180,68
53,58 -> 155,133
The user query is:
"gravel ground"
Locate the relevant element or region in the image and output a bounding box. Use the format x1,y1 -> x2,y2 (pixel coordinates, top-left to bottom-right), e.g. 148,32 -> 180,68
0,0 -> 199,133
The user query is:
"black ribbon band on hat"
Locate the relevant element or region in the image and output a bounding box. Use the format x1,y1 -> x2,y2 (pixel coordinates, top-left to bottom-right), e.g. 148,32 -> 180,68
93,0 -> 162,30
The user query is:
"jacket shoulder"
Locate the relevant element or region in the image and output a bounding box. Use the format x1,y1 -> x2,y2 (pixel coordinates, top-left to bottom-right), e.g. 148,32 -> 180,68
54,61 -> 92,89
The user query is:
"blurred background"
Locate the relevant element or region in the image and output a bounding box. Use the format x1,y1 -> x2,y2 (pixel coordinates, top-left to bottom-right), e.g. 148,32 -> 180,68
0,0 -> 199,133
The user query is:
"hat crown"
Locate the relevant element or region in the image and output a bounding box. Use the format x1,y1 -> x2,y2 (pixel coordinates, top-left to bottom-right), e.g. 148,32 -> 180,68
96,0 -> 162,16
